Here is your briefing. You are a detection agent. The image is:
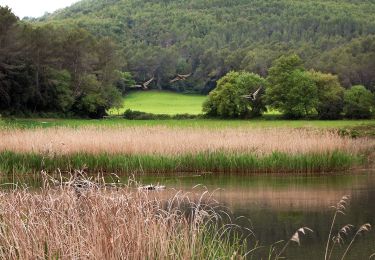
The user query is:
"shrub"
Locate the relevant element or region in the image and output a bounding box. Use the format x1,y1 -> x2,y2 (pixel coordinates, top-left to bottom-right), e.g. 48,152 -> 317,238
307,70 -> 344,120
344,85 -> 374,119
203,71 -> 266,118
123,109 -> 198,120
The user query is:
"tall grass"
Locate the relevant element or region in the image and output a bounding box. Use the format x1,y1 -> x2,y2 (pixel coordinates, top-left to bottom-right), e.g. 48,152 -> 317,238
0,150 -> 363,175
0,127 -> 371,156
324,195 -> 372,260
0,181 -> 248,259
0,126 -> 371,174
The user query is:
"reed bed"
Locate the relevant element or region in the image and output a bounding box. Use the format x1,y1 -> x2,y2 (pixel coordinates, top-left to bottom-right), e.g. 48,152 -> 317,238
0,126 -> 372,156
0,150 -> 362,175
0,184 -> 248,259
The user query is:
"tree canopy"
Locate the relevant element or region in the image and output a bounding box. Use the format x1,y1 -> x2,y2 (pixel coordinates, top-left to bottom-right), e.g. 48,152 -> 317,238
33,0 -> 375,93
0,6 -> 122,118
344,85 -> 374,119
203,71 -> 266,118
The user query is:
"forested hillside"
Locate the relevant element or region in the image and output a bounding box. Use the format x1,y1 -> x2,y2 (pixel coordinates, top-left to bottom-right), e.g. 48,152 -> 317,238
36,0 -> 375,93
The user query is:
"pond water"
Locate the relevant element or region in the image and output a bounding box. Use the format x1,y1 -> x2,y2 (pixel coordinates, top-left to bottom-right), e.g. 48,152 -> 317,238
137,172 -> 375,259
3,171 -> 375,259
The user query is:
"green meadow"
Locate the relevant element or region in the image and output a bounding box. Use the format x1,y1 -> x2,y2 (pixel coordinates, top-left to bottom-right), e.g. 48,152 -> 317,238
108,90 -> 207,115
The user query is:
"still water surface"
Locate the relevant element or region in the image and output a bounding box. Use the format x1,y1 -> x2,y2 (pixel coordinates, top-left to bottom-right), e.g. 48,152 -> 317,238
4,171 -> 375,259
138,172 -> 375,259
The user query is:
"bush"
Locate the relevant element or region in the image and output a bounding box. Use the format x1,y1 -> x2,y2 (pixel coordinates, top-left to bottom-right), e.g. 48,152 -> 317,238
344,85 -> 374,119
123,109 -> 198,120
203,71 -> 266,118
307,70 -> 345,120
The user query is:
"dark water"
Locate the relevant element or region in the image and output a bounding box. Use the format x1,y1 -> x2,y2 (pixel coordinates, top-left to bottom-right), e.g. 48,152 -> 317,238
137,172 -> 375,259
3,171 -> 375,259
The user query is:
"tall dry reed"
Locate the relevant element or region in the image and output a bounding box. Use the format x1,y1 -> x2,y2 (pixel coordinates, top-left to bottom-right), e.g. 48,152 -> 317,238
0,126 -> 372,156
0,182 -> 247,259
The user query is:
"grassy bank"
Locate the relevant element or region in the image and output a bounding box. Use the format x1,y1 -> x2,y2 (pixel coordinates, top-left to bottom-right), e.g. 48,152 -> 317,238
0,151 -> 363,175
108,90 -> 206,115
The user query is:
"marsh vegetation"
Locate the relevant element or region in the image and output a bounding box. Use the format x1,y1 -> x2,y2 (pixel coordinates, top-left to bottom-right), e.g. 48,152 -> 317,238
0,126 -> 372,174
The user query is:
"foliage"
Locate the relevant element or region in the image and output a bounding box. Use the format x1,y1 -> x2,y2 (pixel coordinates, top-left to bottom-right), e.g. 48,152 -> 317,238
36,0 -> 375,92
266,55 -> 318,118
2,2 -> 375,118
116,71 -> 136,95
307,70 -> 345,120
203,71 -> 266,118
284,69 -> 318,118
0,7 -> 123,118
344,85 -> 374,119
123,109 -> 198,120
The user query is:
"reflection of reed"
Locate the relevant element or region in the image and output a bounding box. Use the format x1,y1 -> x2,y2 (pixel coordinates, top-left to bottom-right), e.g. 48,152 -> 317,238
150,186 -> 358,212
0,127 -> 372,155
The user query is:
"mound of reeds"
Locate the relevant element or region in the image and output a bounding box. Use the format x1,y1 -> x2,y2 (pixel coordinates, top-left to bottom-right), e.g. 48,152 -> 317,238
0,176 -> 248,259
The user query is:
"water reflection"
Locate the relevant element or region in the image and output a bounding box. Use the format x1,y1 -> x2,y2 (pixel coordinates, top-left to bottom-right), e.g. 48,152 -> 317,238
2,172 -> 375,259
136,173 -> 375,259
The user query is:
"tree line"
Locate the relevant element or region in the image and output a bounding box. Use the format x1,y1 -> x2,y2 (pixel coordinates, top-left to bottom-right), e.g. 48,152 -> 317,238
0,6 -> 123,118
204,54 -> 374,119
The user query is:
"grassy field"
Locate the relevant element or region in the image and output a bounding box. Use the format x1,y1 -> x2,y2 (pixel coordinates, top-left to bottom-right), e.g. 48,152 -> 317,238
1,117 -> 375,129
108,91 -> 206,115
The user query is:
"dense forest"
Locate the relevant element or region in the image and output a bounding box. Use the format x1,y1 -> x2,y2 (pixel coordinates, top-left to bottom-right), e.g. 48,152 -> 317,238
35,0 -> 375,93
0,6 -> 123,117
1,0 -> 375,117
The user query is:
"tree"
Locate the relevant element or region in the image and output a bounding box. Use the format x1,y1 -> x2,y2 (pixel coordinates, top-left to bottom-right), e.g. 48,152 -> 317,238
203,71 -> 266,118
284,70 -> 318,118
116,72 -> 136,94
266,54 -> 317,118
0,7 -> 123,117
95,37 -> 123,87
60,28 -> 96,97
307,70 -> 345,119
46,69 -> 74,112
0,6 -> 22,111
344,85 -> 374,119
34,0 -> 375,93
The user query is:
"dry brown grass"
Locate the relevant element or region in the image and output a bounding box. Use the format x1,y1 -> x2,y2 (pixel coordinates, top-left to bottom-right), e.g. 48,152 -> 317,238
0,126 -> 372,156
0,183 -> 245,259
